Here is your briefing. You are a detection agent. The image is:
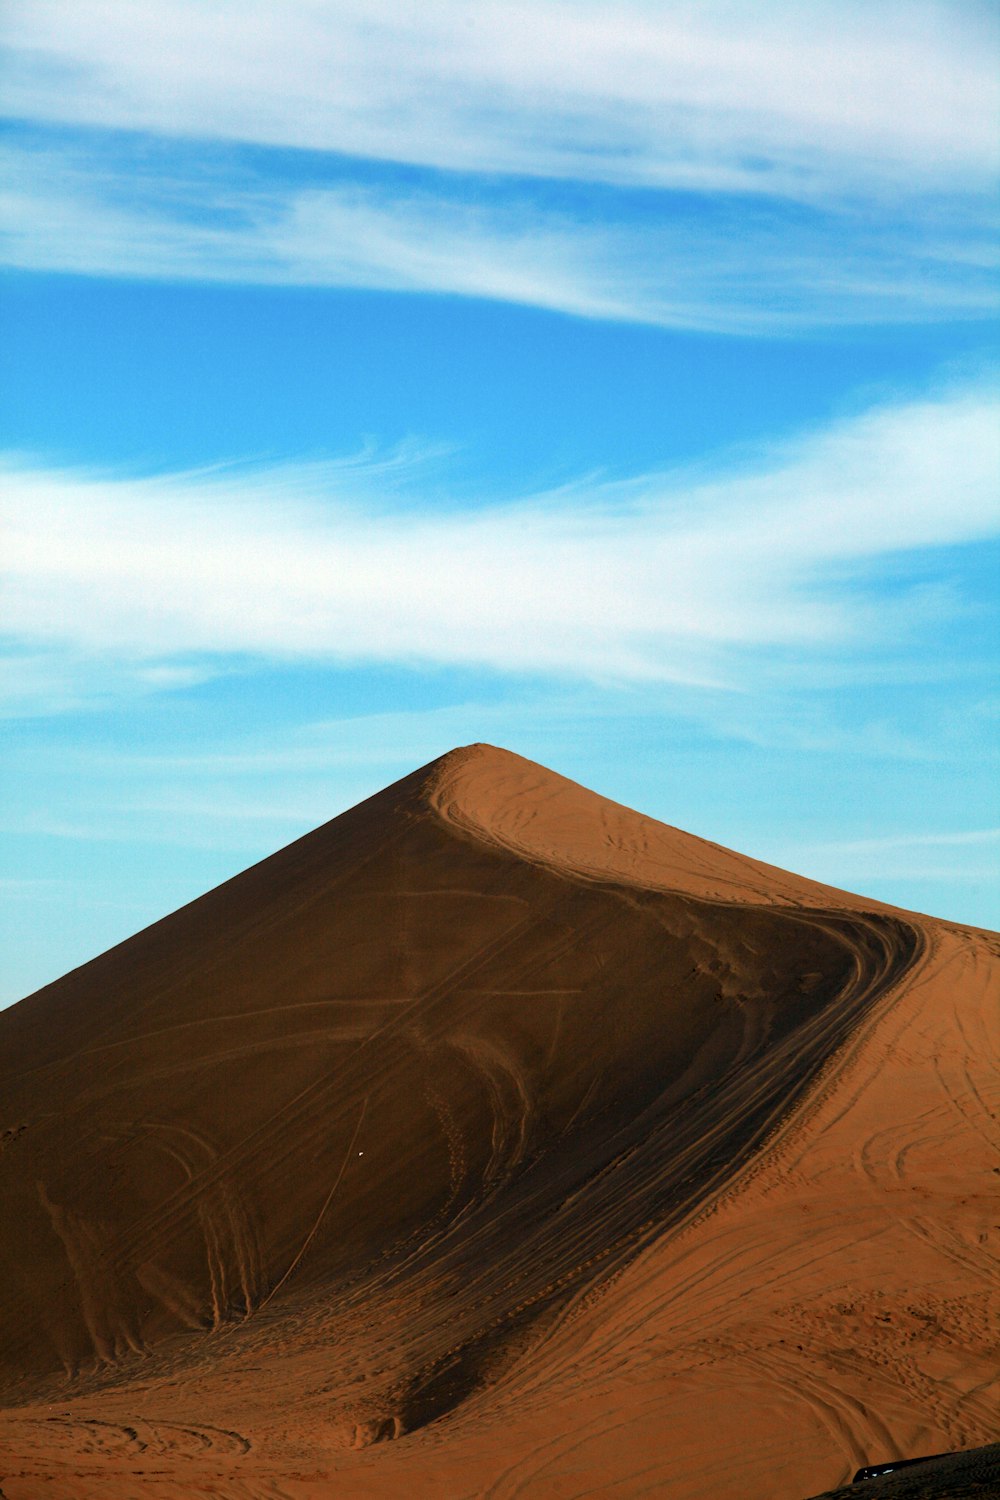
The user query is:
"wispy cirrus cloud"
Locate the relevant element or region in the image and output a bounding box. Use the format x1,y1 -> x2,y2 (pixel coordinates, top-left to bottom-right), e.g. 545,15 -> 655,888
3,1 -> 997,194
2,383 -> 997,709
2,134 -> 996,332
1,3 -> 997,328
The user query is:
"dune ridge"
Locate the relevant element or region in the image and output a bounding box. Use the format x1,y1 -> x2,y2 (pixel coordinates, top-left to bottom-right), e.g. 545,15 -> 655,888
0,745 -> 995,1499
427,744 -> 879,909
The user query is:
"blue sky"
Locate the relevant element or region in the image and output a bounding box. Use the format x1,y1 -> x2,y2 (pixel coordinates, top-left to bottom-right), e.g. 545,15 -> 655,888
2,1 -> 999,1004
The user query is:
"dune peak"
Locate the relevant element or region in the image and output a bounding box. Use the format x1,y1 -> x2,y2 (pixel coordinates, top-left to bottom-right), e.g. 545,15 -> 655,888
420,741 -> 862,911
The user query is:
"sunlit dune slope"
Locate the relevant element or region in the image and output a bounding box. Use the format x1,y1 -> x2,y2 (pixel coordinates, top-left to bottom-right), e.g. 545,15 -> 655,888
0,745 -> 995,1500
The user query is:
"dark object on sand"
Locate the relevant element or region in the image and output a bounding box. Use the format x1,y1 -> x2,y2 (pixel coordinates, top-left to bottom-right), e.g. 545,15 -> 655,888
806,1441 -> 1000,1498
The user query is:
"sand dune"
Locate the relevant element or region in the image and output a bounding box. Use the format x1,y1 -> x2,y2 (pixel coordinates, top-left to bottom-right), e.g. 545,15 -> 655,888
0,745 -> 996,1499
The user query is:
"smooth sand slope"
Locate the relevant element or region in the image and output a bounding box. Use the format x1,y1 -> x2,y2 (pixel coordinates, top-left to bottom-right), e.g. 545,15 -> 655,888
0,745 -> 996,1499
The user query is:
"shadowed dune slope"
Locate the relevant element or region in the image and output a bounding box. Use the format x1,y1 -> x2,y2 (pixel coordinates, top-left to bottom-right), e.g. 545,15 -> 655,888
805,1442 -> 1000,1498
0,745 -> 995,1500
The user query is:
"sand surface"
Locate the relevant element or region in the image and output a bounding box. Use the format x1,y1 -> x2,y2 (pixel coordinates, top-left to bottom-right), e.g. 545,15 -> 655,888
1,744 -> 996,1499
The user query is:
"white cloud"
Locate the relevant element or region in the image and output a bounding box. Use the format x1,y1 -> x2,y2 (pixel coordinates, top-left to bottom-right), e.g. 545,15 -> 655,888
2,5 -> 996,325
0,140 -> 644,319
2,137 -> 995,330
2,1 -> 997,196
2,385 -> 997,703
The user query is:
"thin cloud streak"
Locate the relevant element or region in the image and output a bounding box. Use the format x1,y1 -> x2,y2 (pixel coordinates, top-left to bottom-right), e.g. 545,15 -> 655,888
2,385 -> 998,705
764,827 -> 1000,894
814,828 -> 1000,853
2,136 -> 996,331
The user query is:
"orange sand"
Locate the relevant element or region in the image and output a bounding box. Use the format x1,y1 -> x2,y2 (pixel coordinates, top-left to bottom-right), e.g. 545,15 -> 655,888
1,745 -> 996,1499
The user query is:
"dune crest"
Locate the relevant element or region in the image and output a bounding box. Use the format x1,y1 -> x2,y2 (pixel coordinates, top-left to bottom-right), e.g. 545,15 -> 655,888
425,742 -> 864,907
0,746 -> 995,1500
